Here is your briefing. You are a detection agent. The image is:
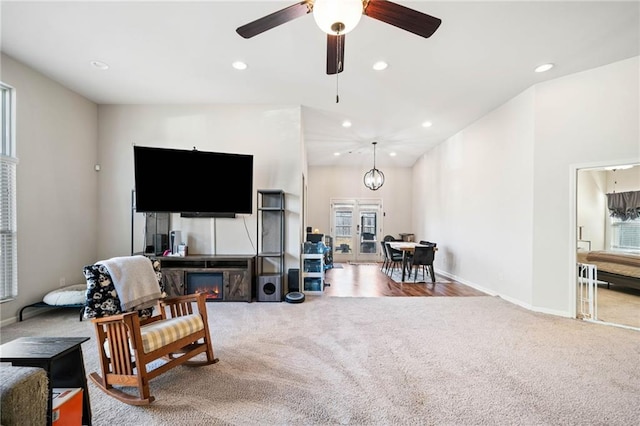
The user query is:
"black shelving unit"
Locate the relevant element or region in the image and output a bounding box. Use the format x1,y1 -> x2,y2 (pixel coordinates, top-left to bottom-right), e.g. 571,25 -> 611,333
256,190 -> 285,301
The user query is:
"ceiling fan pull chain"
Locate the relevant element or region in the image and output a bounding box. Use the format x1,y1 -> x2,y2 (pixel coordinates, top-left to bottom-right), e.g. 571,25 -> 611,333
336,31 -> 341,103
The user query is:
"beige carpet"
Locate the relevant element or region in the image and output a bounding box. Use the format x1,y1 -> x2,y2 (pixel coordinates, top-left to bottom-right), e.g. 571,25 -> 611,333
2,296 -> 639,425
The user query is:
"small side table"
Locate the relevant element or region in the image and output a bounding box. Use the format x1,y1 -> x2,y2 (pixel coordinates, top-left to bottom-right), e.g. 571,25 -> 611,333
0,336 -> 92,426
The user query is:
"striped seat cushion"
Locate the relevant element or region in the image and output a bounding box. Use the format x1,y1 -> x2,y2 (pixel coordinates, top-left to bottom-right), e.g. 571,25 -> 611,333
140,314 -> 204,354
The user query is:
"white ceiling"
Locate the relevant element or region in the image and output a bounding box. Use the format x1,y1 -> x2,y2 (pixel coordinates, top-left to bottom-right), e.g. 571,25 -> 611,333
1,1 -> 638,167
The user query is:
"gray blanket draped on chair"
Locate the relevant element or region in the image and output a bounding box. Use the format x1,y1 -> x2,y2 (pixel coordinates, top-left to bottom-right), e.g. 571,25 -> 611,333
96,255 -> 162,311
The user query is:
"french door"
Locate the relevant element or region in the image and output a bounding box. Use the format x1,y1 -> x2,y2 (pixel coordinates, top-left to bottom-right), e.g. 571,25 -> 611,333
330,199 -> 383,263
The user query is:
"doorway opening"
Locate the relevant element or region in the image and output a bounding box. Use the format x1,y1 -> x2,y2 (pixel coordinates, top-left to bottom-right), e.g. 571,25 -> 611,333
575,162 -> 640,330
330,198 -> 383,264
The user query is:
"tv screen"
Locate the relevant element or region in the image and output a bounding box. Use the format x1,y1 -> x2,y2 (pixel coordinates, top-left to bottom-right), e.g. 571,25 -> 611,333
133,146 -> 253,215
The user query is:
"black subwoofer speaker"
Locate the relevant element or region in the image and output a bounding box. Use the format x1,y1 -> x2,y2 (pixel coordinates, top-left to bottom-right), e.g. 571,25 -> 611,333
257,275 -> 282,302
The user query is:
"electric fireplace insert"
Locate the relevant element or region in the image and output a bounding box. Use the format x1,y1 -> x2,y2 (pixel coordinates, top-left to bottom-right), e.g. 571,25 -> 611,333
186,272 -> 223,301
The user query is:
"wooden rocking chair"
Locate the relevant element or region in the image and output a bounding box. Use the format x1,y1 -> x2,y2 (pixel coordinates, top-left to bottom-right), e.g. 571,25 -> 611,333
89,292 -> 218,405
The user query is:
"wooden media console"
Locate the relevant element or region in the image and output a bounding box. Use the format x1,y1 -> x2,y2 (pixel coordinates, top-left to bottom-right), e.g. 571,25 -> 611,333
152,255 -> 255,302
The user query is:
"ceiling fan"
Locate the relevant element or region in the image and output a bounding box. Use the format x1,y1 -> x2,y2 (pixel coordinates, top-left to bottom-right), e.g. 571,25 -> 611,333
236,0 -> 442,75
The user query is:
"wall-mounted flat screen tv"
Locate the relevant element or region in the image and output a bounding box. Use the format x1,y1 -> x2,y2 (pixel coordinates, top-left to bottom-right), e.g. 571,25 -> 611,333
133,146 -> 253,216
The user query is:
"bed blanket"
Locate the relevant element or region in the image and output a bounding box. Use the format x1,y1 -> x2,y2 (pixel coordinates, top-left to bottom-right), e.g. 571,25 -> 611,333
578,250 -> 640,280
585,251 -> 640,268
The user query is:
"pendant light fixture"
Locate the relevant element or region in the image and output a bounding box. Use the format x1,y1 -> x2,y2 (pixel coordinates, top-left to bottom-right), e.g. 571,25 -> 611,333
363,141 -> 385,190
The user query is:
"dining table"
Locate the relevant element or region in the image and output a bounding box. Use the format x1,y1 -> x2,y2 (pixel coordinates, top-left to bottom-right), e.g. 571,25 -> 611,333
388,241 -> 435,282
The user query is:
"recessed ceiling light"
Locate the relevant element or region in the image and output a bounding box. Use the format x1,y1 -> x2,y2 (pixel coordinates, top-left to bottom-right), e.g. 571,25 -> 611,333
372,61 -> 388,71
90,60 -> 109,70
535,63 -> 554,73
334,152 -> 341,156
342,120 -> 352,128
389,152 -> 397,157
232,61 -> 248,70
422,121 -> 432,128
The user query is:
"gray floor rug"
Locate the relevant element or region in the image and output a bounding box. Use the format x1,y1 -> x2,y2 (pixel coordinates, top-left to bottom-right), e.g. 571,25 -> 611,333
387,265 -> 430,283
2,296 -> 639,425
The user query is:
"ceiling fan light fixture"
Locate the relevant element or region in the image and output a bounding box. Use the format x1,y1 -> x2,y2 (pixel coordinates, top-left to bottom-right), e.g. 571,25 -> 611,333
313,0 -> 363,35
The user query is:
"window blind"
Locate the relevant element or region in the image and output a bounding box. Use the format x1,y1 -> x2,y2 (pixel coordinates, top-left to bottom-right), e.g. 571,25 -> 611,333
1,82 -> 17,301
611,219 -> 640,251
0,157 -> 17,300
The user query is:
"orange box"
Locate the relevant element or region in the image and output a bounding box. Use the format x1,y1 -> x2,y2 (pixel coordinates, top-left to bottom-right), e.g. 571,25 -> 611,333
52,388 -> 83,426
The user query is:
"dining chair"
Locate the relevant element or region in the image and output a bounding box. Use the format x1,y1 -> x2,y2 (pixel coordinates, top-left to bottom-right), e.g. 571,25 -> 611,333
380,241 -> 390,272
338,243 -> 351,253
409,245 -> 436,283
384,242 -> 404,276
419,240 -> 437,247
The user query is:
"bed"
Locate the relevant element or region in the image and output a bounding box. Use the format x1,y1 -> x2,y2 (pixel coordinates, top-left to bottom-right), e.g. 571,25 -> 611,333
576,250 -> 640,291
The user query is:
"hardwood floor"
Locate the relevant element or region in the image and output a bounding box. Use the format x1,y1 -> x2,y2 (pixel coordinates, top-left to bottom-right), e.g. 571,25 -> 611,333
320,263 -> 640,329
322,262 -> 488,298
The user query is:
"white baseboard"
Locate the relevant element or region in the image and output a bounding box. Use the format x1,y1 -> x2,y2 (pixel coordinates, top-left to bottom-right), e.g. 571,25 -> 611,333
0,316 -> 18,328
436,268 -> 572,318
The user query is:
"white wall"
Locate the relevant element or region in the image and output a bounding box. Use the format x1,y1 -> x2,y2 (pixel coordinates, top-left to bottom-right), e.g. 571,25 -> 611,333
532,56 -> 639,314
307,166 -> 413,248
0,53 -> 98,323
576,170 -> 607,250
411,56 -> 639,316
412,89 -> 536,305
96,105 -> 303,272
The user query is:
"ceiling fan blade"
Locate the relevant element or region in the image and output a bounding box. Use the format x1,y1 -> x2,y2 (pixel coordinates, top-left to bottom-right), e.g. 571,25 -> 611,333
364,0 -> 442,39
236,1 -> 312,39
326,34 -> 346,75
